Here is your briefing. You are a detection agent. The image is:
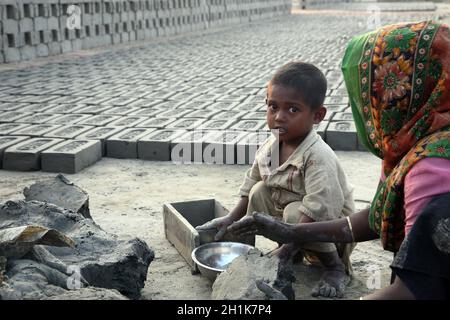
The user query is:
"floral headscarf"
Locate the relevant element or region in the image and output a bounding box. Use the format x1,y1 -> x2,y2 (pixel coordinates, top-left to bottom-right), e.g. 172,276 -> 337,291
342,21 -> 450,252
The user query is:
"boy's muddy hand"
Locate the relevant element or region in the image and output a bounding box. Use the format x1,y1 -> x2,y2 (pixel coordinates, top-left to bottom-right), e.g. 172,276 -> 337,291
196,216 -> 234,241
228,212 -> 295,244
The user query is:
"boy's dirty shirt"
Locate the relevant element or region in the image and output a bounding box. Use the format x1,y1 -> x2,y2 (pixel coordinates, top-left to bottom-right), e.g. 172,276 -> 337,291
238,129 -> 355,222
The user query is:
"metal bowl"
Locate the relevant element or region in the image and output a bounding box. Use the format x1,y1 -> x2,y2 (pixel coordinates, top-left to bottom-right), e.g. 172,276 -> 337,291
191,242 -> 254,281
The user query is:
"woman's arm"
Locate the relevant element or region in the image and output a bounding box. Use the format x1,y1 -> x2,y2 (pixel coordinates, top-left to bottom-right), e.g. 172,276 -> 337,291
228,208 -> 379,244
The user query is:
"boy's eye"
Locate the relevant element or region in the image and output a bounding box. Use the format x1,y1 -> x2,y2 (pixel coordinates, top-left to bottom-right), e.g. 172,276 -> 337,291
268,104 -> 277,110
289,106 -> 299,113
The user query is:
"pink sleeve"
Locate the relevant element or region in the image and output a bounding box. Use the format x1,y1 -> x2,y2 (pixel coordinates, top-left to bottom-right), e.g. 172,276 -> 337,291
404,158 -> 450,235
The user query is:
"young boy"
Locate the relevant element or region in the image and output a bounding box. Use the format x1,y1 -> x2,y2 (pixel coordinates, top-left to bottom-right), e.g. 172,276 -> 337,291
197,62 -> 355,298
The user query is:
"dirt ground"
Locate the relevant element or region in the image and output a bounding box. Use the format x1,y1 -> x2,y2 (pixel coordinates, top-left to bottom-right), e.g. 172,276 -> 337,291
0,151 -> 394,300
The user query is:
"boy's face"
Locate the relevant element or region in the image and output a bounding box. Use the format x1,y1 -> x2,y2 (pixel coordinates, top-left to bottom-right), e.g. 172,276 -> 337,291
266,82 -> 325,145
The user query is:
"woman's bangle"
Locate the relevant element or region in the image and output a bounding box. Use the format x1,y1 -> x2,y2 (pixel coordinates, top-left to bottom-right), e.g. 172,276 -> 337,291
346,216 -> 355,242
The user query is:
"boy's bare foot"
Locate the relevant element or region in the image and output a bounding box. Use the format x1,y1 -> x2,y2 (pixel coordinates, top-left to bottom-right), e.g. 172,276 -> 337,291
311,267 -> 350,298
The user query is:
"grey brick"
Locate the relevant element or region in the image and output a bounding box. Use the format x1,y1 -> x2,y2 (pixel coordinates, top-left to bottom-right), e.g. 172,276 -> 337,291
0,136 -> 30,168
331,112 -> 354,122
201,118 -> 237,131
313,121 -> 329,140
44,104 -> 86,114
236,131 -> 272,165
13,103 -> 57,113
230,119 -> 266,132
0,111 -> 29,123
76,126 -> 125,156
15,113 -> 64,124
241,111 -> 266,120
72,105 -> 112,115
3,48 -> 22,63
176,101 -> 209,110
3,20 -> 19,34
203,130 -> 248,164
103,96 -> 139,106
186,109 -> 220,119
107,116 -> 149,127
324,96 -> 349,106
106,128 -> 155,159
165,118 -> 205,130
41,139 -> 102,174
212,110 -> 247,121
10,124 -> 62,137
326,121 -> 357,151
43,125 -> 94,139
0,102 -> 30,112
48,42 -> 61,55
36,44 -> 49,57
77,115 -> 122,126
45,114 -> 93,125
205,101 -> 240,111
139,117 -> 177,129
3,137 -> 64,171
170,130 -> 215,164
128,108 -> 161,117
100,106 -> 141,116
61,40 -> 73,53
0,123 -> 31,135
138,129 -> 187,161
234,103 -> 261,112
157,108 -> 192,119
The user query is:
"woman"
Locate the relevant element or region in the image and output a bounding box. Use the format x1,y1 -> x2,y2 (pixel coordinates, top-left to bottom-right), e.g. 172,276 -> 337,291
228,21 -> 450,300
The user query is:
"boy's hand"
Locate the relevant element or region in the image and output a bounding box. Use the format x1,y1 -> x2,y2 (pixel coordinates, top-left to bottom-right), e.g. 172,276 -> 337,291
196,216 -> 234,241
227,212 -> 295,244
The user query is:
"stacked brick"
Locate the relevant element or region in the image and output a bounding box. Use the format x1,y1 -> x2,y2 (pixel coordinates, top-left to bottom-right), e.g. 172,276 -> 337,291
0,0 -> 292,63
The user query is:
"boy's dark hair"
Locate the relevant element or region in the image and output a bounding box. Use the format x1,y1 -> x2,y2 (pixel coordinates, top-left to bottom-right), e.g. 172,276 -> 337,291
270,62 -> 327,110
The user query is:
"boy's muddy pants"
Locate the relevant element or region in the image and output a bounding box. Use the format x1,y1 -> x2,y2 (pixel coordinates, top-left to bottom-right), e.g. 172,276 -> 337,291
246,181 -> 355,274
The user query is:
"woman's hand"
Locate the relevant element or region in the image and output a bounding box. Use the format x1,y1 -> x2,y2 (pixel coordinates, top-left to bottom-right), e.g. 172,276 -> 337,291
227,212 -> 296,244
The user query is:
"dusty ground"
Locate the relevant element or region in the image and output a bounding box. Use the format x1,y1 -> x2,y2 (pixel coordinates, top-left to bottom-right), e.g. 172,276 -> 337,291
0,151 -> 394,300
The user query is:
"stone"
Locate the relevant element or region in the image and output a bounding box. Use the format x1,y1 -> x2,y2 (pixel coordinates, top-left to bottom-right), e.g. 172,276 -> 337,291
212,249 -> 295,300
41,139 -> 102,174
3,138 -> 64,171
23,174 -> 92,219
106,128 -> 155,159
137,129 -> 186,161
47,287 -> 128,300
0,200 -> 154,299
